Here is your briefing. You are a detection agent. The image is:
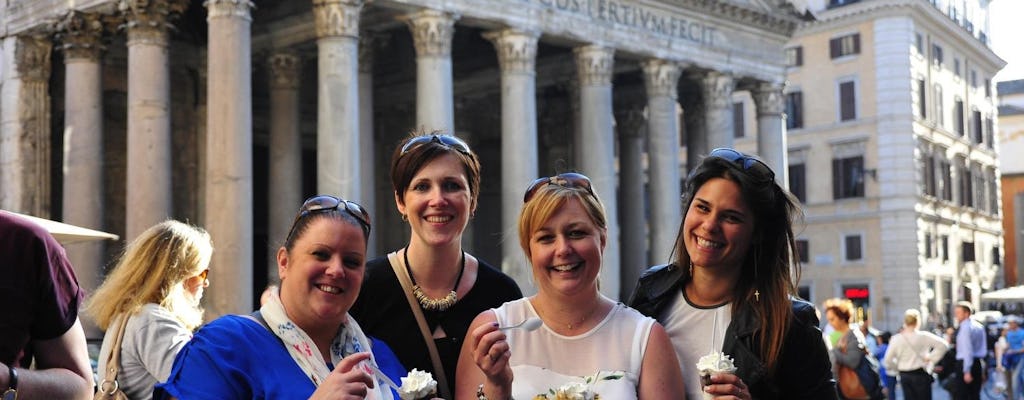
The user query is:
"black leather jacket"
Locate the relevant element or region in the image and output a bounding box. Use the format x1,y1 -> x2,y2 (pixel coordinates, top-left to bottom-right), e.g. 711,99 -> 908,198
629,264 -> 838,399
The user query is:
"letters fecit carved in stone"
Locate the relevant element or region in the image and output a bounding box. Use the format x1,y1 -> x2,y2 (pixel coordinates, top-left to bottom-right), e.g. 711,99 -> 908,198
699,71 -> 734,110
484,29 -> 539,75
56,11 -> 105,61
206,0 -> 254,20
642,59 -> 681,100
574,45 -> 614,86
405,9 -> 457,58
313,0 -> 362,39
15,36 -> 52,82
753,82 -> 785,116
268,53 -> 301,90
119,0 -> 189,44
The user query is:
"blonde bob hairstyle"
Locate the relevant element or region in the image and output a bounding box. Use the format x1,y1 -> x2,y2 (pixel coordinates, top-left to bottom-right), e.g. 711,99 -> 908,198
86,220 -> 213,331
517,178 -> 607,259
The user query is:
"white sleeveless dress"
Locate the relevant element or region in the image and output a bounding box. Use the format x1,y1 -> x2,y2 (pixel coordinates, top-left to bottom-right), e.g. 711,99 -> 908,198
493,297 -> 655,400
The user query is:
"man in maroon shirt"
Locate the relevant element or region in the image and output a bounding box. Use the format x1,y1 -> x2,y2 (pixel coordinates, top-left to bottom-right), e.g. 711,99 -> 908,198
0,211 -> 94,399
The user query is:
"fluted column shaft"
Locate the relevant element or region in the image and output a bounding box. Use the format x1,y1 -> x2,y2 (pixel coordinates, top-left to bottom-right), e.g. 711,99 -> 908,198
701,71 -> 735,152
358,35 -> 377,255
205,0 -> 254,316
754,82 -> 788,187
574,45 -> 620,299
0,36 -> 52,216
314,0 -> 363,199
268,52 -> 302,280
121,0 -> 186,239
58,11 -> 106,339
642,59 -> 682,265
406,9 -> 457,132
485,28 -> 539,292
616,107 -> 646,297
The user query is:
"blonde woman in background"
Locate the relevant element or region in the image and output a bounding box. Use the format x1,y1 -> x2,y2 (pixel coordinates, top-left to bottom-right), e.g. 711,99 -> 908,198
883,308 -> 949,400
86,220 -> 213,400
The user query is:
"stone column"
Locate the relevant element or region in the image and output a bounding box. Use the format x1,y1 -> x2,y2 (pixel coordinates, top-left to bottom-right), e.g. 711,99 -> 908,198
267,52 -> 302,280
57,11 -> 106,339
574,44 -> 620,299
615,106 -> 646,298
314,0 -> 363,199
358,34 -> 377,256
642,59 -> 682,266
120,0 -> 187,239
0,36 -> 51,216
484,28 -> 540,292
205,0 -> 254,316
405,9 -> 457,132
700,70 -> 735,153
753,81 -> 788,187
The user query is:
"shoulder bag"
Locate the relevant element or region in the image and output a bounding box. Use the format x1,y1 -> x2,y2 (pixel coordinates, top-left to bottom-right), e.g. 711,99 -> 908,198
838,334 -> 883,400
95,314 -> 131,400
389,251 -> 452,400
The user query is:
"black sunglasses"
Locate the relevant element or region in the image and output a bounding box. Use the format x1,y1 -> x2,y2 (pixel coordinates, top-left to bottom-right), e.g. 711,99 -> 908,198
286,195 -> 372,241
707,148 -> 775,182
523,172 -> 596,203
400,135 -> 472,156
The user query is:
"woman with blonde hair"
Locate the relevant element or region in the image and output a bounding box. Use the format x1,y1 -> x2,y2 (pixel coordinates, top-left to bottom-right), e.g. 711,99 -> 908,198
86,220 -> 213,400
883,308 -> 948,400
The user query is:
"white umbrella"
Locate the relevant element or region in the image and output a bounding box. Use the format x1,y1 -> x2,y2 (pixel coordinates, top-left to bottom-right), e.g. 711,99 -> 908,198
980,285 -> 1024,302
5,211 -> 119,245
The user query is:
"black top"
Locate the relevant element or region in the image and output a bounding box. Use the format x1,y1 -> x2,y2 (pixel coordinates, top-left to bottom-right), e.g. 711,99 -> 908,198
350,255 -> 522,398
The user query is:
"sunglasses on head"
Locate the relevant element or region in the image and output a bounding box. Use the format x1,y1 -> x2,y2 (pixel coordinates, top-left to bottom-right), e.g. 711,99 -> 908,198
523,172 -> 596,203
707,148 -> 775,182
286,195 -> 372,241
400,135 -> 472,156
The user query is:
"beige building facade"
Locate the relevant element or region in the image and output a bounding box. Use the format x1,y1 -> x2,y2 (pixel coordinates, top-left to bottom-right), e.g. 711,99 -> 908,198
786,0 -> 1005,331
998,79 -> 1024,287
0,0 -> 808,338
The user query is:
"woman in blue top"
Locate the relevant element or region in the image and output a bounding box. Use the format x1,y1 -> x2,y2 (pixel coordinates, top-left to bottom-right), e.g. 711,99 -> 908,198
156,195 -> 401,400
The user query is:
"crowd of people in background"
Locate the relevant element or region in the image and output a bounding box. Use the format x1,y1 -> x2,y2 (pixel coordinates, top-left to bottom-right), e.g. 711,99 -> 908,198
11,135 -> 1024,400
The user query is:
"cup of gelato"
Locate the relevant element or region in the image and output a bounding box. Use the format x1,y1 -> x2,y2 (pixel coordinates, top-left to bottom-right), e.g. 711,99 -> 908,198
399,369 -> 437,400
696,351 -> 737,400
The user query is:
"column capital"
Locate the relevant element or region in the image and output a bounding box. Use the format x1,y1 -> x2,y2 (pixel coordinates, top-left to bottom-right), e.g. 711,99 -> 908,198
404,9 -> 458,58
14,36 -> 52,82
694,70 -> 734,110
483,28 -> 539,75
573,45 -> 614,86
313,0 -> 363,39
55,11 -> 106,62
753,81 -> 786,117
641,59 -> 681,100
205,0 -> 254,21
615,106 -> 647,139
268,52 -> 301,90
119,0 -> 189,45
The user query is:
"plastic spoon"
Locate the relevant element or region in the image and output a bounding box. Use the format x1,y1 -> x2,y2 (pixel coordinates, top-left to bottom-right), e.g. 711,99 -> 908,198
498,317 -> 543,332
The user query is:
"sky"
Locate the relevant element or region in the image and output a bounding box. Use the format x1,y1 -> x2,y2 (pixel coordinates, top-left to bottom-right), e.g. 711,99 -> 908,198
989,0 -> 1023,83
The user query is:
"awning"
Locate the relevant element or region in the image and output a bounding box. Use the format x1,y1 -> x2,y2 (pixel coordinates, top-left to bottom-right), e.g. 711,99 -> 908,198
5,211 -> 119,245
980,285 -> 1024,302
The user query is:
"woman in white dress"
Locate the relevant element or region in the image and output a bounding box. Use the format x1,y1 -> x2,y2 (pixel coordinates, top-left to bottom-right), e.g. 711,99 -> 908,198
86,220 -> 212,400
455,173 -> 685,400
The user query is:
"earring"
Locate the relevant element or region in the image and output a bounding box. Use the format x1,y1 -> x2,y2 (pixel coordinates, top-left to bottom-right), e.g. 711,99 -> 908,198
688,261 -> 694,277
401,213 -> 408,222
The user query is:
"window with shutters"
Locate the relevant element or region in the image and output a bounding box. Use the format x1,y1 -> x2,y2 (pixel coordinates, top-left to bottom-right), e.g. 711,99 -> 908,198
796,239 -> 809,263
830,33 -> 860,59
789,163 -> 806,203
954,99 -> 965,136
844,234 -> 863,262
786,46 -> 803,67
786,91 -> 803,129
832,155 -> 864,199
941,235 -> 950,261
917,78 -> 927,119
934,84 -> 944,127
932,44 -> 944,67
839,80 -> 857,121
962,241 -> 975,263
971,110 -> 983,145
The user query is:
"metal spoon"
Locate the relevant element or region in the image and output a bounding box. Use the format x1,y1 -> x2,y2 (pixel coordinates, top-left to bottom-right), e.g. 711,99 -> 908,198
498,317 -> 543,332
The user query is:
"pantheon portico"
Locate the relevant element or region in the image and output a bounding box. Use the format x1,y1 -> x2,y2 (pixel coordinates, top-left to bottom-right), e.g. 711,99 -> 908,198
0,0 -> 804,335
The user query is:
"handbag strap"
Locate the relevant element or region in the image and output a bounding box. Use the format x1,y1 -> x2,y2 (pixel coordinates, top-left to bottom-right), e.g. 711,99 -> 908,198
389,251 -> 452,400
100,313 -> 131,388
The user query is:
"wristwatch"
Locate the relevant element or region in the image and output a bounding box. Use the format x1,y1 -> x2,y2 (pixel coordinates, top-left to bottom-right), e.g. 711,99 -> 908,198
2,364 -> 16,400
